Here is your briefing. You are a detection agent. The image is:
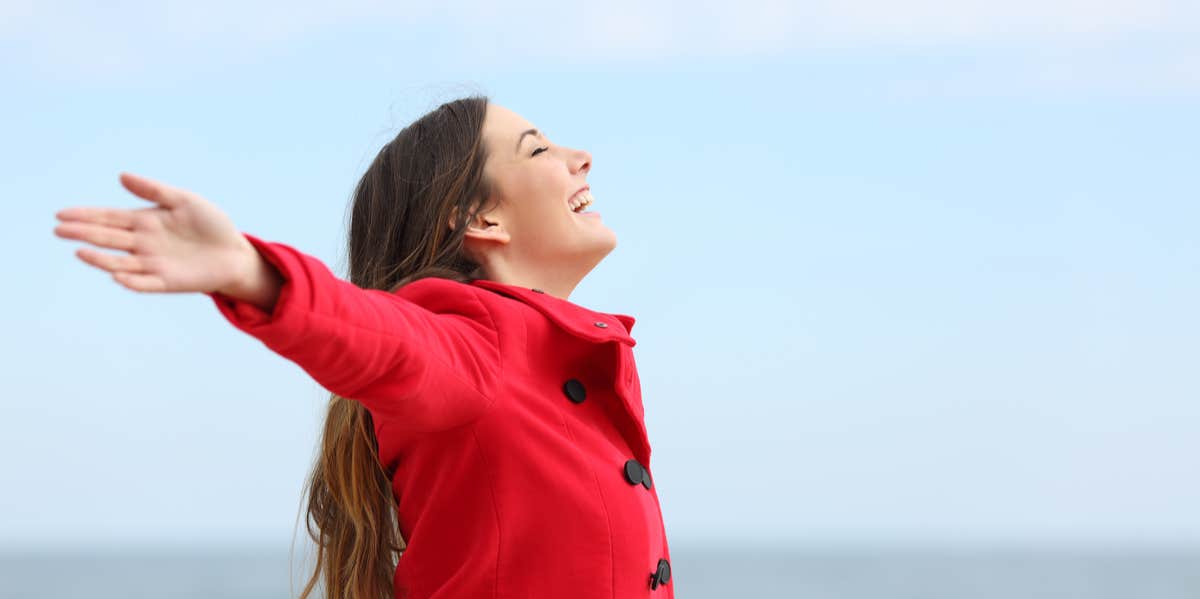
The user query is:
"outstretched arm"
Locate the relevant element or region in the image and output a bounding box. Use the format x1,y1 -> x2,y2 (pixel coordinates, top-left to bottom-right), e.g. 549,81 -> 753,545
54,172 -> 501,432
208,232 -> 503,430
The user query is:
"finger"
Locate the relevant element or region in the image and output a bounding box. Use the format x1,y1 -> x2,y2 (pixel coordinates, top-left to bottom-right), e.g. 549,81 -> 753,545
119,172 -> 183,209
76,247 -> 147,275
54,222 -> 137,252
113,271 -> 167,293
55,206 -> 137,230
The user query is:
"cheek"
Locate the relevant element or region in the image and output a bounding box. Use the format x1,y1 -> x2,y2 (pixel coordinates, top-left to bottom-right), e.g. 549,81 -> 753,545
517,193 -> 565,226
545,195 -> 570,220
510,194 -> 571,244
536,190 -> 573,226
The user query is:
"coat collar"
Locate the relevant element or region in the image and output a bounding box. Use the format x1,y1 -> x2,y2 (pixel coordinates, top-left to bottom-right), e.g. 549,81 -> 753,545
470,279 -> 637,347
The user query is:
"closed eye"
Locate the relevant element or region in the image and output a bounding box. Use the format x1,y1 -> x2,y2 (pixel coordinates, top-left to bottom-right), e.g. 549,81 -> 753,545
532,146 -> 549,157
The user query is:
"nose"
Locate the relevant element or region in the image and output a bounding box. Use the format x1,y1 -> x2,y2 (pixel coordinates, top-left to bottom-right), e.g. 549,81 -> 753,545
572,147 -> 592,175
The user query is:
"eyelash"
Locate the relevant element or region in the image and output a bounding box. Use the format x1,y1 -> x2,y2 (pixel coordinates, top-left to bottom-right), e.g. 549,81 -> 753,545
532,146 -> 549,157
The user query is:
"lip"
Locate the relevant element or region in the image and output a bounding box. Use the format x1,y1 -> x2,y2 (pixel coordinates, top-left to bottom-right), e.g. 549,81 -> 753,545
567,185 -> 591,214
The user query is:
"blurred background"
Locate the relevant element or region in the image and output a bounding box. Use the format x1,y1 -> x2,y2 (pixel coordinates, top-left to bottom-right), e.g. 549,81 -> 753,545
4,0 -> 1199,597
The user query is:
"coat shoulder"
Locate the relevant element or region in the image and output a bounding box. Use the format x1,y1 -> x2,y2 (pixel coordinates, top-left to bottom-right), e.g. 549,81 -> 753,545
391,276 -> 522,336
394,276 -> 481,306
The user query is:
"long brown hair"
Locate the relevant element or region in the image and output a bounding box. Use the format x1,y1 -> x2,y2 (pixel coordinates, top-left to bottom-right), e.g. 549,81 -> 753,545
293,94 -> 496,599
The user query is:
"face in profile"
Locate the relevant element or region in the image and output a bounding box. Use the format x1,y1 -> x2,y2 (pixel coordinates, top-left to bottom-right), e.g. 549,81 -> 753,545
467,103 -> 617,284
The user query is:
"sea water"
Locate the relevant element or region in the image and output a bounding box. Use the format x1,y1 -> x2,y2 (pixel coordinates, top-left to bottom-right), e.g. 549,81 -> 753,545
1,544 -> 1197,598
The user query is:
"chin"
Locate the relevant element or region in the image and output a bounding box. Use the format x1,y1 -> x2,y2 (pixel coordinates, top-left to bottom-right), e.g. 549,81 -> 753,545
572,234 -> 617,270
598,223 -> 618,246
595,230 -> 618,256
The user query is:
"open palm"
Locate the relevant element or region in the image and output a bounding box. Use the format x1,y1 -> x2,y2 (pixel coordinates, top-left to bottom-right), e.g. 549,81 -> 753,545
54,172 -> 254,294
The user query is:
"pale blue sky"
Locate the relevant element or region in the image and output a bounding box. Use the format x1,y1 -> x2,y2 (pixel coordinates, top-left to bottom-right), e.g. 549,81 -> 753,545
4,1 -> 1199,551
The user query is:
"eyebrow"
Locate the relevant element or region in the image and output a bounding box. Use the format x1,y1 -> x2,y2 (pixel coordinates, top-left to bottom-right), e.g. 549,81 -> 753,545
515,128 -> 540,154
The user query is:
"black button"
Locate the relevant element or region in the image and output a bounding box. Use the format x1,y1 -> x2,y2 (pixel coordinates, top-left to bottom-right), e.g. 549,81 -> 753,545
649,558 -> 670,589
562,379 -> 586,404
621,460 -> 652,489
623,459 -> 644,486
531,288 -> 545,293
593,321 -> 608,328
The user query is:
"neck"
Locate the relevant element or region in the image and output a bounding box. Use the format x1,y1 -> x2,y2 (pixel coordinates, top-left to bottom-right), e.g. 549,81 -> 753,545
477,259 -> 595,301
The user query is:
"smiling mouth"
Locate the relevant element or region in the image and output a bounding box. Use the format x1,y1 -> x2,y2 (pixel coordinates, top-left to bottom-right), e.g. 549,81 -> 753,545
568,189 -> 594,214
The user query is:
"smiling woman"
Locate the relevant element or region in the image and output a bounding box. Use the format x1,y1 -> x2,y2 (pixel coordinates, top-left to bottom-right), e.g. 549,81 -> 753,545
52,95 -> 673,599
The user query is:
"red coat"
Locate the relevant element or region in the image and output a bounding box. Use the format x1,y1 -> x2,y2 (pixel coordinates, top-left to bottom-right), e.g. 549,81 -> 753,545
208,233 -> 674,598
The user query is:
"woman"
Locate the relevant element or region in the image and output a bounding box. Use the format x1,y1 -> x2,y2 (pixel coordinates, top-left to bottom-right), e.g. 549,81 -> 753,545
52,96 -> 674,599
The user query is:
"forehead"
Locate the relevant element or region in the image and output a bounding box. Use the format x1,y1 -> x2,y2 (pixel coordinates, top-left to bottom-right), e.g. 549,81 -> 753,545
485,104 -> 535,148
486,103 -> 529,129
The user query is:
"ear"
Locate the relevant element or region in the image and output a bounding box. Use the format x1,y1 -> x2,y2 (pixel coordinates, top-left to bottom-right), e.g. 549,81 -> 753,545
449,205 -> 510,245
464,219 -> 510,246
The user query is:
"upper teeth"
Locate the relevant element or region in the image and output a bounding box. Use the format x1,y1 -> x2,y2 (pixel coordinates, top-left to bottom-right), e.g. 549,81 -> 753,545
569,190 -> 594,212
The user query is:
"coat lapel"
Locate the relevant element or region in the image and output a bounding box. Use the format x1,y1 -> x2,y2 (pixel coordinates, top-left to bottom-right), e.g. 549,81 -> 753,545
470,279 -> 651,466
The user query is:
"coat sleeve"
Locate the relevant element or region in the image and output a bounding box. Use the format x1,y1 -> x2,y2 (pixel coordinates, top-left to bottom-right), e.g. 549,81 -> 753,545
206,232 -> 502,432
